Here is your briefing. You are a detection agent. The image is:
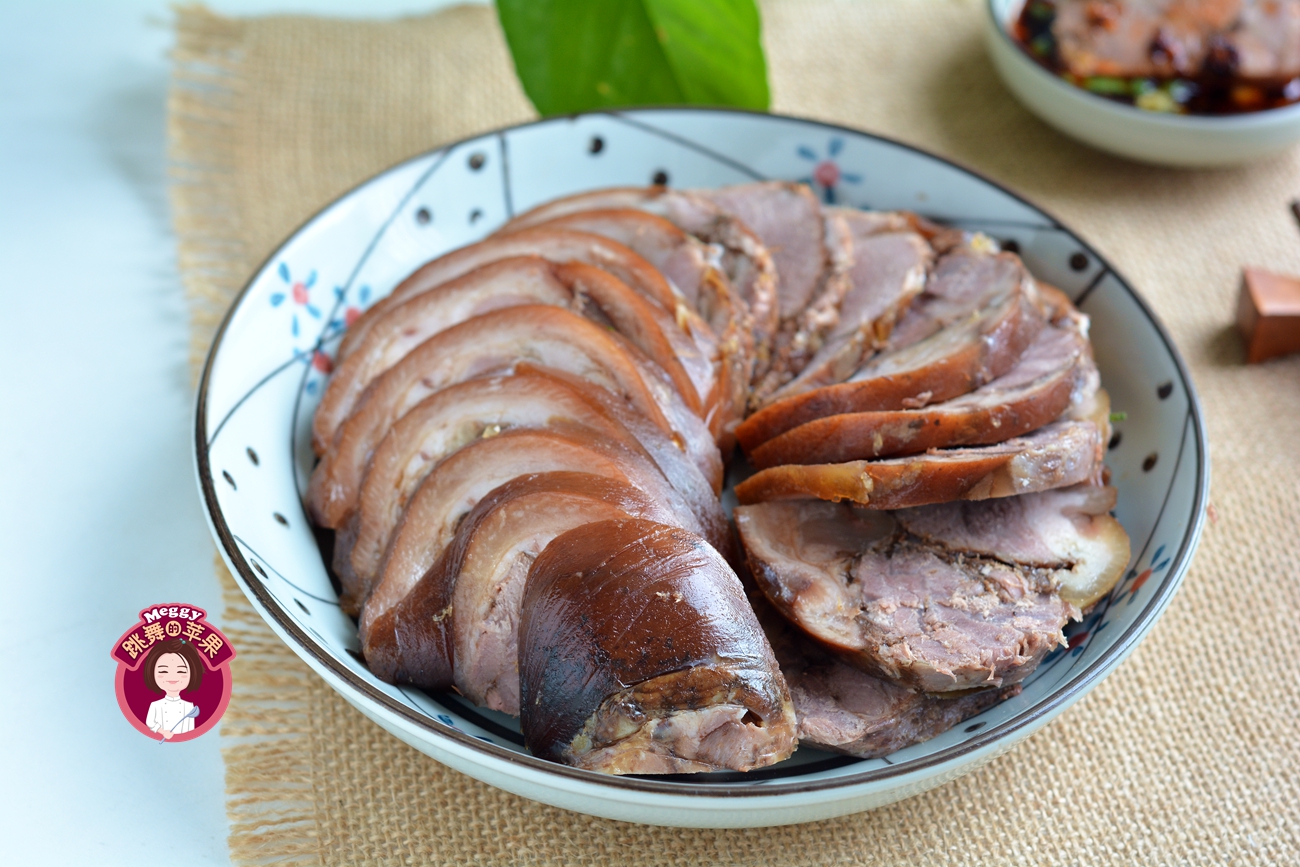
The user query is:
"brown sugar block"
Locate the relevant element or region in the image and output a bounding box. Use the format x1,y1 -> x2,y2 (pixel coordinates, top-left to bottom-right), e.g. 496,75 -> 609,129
1238,268 -> 1300,364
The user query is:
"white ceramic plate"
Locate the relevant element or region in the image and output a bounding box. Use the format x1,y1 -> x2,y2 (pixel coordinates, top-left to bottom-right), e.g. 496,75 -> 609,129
985,0 -> 1300,166
195,108 -> 1208,828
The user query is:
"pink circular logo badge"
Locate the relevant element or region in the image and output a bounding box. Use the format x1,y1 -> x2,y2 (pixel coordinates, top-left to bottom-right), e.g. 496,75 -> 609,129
110,603 -> 236,742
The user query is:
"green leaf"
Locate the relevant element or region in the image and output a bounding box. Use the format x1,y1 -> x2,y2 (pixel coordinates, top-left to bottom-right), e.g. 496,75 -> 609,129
496,0 -> 769,117
1110,411 -> 1127,422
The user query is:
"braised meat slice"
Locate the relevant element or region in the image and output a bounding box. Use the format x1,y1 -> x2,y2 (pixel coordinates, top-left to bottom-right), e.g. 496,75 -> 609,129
770,214 -> 933,397
503,186 -> 780,371
307,305 -> 721,529
365,472 -> 677,699
896,484 -> 1130,609
748,321 -> 1093,468
736,499 -> 1073,692
738,247 -> 1044,450
501,209 -> 750,450
337,367 -> 724,615
338,228 -> 680,361
519,519 -> 797,774
313,256 -> 707,455
734,420 -> 1104,508
449,473 -> 683,714
760,603 -> 1018,758
1053,0 -> 1223,79
357,427 -> 707,675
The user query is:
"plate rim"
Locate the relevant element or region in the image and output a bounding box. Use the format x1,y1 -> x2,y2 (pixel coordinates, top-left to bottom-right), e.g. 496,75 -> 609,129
194,105 -> 1210,800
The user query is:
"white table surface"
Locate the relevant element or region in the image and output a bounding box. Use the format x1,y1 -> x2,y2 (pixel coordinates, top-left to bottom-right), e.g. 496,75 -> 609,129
0,1 -> 472,862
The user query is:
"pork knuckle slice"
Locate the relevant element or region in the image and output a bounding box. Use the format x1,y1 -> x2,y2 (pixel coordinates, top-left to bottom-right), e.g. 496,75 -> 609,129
314,256 -> 704,455
760,600 -> 1018,758
739,248 -> 1044,450
338,367 -> 715,615
338,228 -> 680,361
501,208 -> 751,450
448,473 -> 680,715
519,518 -> 797,774
359,427 -> 685,685
748,321 -> 1092,468
734,420 -> 1105,508
306,305 -> 719,530
504,186 -> 780,361
769,221 -> 933,398
736,500 -> 1071,692
896,484 -> 1131,610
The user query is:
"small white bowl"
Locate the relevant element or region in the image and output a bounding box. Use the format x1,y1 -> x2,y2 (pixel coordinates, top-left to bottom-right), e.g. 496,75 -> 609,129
195,108 -> 1208,827
985,0 -> 1300,166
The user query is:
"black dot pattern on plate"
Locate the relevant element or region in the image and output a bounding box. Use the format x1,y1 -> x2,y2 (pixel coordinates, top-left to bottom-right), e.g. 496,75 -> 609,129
589,136 -> 604,154
964,721 -> 986,733
468,152 -> 486,170
1109,431 -> 1122,450
294,598 -> 311,616
246,447 -> 259,466
469,208 -> 483,224
252,561 -> 268,579
1001,239 -> 1021,254
1157,381 -> 1173,399
222,470 -> 236,490
274,512 -> 289,526
652,169 -> 669,186
1143,452 -> 1159,472
415,207 -> 432,225
1069,252 -> 1089,271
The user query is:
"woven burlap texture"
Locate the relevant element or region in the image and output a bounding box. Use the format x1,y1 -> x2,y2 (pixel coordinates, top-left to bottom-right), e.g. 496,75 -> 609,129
169,1 -> 1300,863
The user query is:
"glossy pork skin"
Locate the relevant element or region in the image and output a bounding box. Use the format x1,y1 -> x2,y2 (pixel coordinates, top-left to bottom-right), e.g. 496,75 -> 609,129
736,500 -> 1073,692
313,256 -> 704,456
338,228 -> 680,361
502,186 -> 780,370
500,208 -> 750,449
748,320 -> 1092,468
518,519 -> 797,774
335,367 -> 721,615
448,473 -> 681,714
738,247 -> 1044,449
307,305 -> 720,530
735,420 -> 1105,508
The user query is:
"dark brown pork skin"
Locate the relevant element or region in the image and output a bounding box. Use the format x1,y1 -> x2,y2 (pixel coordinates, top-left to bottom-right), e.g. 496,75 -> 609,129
448,473 -> 682,714
501,186 -> 780,372
747,321 -> 1093,468
759,600 -> 1019,758
500,209 -> 751,450
313,256 -> 708,456
336,367 -> 725,615
519,519 -> 797,774
338,228 -> 681,361
738,247 -> 1044,450
307,305 -> 721,530
735,500 -> 1072,692
356,426 -> 719,655
735,420 -> 1104,508
364,472 -> 675,696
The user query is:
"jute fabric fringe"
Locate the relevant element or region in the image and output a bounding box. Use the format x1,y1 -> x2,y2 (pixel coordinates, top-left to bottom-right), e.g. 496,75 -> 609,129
170,1 -> 1300,863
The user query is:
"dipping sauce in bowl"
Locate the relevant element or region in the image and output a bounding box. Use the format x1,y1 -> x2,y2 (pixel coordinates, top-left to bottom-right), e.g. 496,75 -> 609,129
985,0 -> 1300,165
1011,0 -> 1300,115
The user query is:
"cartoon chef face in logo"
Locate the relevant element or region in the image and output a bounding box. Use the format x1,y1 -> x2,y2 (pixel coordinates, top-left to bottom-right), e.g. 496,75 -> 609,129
111,604 -> 235,742
141,638 -> 204,739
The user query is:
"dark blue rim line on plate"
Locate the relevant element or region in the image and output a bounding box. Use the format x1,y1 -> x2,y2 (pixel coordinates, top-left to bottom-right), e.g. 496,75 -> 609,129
196,106 -> 1209,798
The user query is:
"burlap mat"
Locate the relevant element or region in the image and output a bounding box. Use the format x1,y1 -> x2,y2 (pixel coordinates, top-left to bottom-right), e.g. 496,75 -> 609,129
169,1 -> 1300,863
